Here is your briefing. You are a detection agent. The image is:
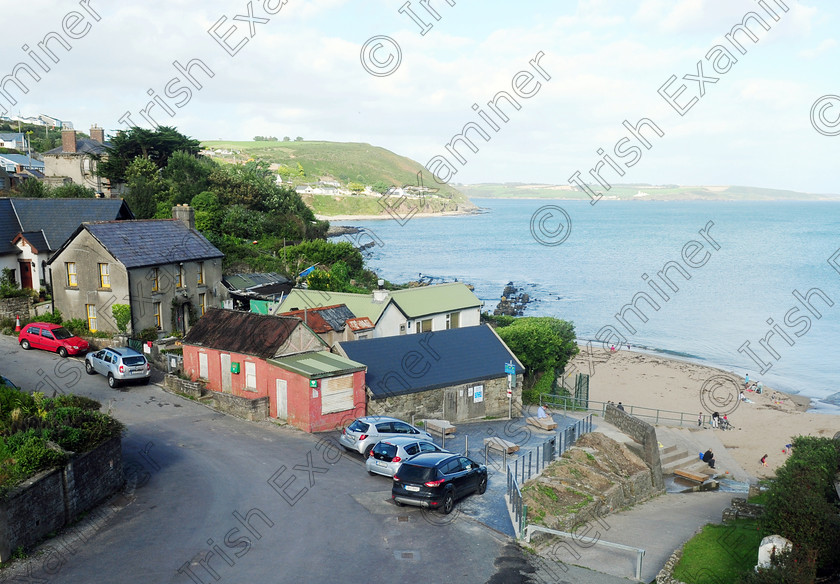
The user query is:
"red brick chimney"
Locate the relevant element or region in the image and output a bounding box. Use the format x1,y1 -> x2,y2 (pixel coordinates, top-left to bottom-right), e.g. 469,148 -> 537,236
90,125 -> 105,143
61,129 -> 77,153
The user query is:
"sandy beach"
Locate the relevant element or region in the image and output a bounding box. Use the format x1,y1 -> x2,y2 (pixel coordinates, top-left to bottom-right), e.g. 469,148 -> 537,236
564,345 -> 839,480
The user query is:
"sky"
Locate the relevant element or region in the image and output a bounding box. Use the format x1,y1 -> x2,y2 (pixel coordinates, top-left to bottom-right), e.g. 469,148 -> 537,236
2,0 -> 838,193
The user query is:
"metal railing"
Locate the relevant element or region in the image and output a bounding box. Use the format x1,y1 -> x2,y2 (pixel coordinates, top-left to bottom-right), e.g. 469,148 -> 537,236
506,414 -> 594,538
524,524 -> 645,581
541,394 -> 708,427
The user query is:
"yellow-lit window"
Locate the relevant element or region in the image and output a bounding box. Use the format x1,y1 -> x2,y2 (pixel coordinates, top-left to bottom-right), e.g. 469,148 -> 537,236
176,265 -> 183,288
153,302 -> 162,329
199,293 -> 206,316
99,263 -> 110,288
66,262 -> 77,287
197,262 -> 204,285
151,268 -> 159,292
86,304 -> 97,331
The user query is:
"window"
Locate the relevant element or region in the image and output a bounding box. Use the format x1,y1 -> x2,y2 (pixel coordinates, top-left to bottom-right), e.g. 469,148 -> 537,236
66,262 -> 77,287
99,263 -> 110,288
419,319 -> 432,333
153,302 -> 162,329
245,361 -> 257,390
198,293 -> 206,316
446,312 -> 460,329
320,375 -> 354,414
197,262 -> 204,285
86,304 -> 97,332
175,264 -> 184,288
151,268 -> 159,292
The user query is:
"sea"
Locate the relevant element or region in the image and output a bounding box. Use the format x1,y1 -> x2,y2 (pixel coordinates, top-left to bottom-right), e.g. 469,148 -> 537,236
338,198 -> 840,414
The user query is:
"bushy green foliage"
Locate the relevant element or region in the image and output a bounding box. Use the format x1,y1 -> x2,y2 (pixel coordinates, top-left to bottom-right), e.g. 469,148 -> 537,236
62,318 -> 88,336
111,304 -> 131,333
97,126 -> 201,184
38,310 -> 63,324
0,268 -> 29,298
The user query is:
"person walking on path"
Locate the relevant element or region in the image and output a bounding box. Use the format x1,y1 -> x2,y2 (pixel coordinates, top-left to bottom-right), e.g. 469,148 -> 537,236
711,411 -> 719,429
698,412 -> 703,427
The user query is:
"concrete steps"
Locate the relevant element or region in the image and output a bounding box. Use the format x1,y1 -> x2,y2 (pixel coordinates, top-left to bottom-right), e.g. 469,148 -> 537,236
655,425 -> 751,482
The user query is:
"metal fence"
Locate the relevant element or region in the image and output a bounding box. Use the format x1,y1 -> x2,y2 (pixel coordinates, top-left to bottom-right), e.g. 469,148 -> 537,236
541,394 -> 709,427
506,414 -> 593,539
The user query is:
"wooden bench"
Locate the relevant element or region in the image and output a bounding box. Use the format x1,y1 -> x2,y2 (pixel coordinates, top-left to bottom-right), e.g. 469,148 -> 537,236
483,437 -> 519,454
674,469 -> 709,483
527,416 -> 558,431
423,419 -> 456,435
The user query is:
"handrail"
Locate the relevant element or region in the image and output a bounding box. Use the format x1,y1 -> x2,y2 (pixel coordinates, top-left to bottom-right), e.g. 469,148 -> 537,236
541,394 -> 709,427
524,524 -> 645,581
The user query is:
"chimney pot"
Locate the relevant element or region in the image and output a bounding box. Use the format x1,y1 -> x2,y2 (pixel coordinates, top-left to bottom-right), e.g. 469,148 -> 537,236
172,204 -> 196,230
90,125 -> 105,144
61,129 -> 77,154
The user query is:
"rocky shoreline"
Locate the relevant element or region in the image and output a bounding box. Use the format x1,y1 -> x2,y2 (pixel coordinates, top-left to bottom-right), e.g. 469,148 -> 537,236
493,282 -> 534,316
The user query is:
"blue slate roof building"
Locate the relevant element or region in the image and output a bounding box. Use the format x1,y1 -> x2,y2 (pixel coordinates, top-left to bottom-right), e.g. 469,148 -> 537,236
47,205 -> 226,335
0,132 -> 25,150
336,325 -> 524,423
0,154 -> 44,173
0,197 -> 133,291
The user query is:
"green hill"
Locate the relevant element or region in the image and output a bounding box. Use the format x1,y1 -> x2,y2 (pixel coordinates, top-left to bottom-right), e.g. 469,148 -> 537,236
459,183 -> 840,201
200,140 -> 476,216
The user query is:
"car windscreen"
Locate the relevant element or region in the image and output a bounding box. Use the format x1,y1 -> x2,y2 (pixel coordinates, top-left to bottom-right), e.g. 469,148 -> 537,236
348,420 -> 369,433
123,356 -> 146,366
52,327 -> 74,340
397,464 -> 437,483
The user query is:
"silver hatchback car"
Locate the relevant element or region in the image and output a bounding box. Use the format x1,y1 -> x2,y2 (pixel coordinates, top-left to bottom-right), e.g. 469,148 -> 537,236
339,416 -> 433,457
85,347 -> 151,388
365,437 -> 448,478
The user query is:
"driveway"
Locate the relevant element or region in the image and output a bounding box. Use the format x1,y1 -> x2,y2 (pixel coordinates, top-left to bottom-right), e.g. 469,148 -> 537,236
0,335 -> 550,584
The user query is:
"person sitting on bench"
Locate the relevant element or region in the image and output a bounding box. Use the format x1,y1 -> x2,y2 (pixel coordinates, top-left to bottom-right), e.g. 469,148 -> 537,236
537,405 -> 549,418
702,449 -> 716,469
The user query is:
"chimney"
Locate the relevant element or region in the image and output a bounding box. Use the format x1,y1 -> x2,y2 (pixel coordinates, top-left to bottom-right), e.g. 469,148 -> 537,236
61,129 -> 77,153
372,279 -> 388,303
172,204 -> 195,230
90,125 -> 105,143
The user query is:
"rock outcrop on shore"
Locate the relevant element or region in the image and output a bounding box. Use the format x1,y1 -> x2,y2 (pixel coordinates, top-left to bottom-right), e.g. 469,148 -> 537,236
494,282 -> 532,316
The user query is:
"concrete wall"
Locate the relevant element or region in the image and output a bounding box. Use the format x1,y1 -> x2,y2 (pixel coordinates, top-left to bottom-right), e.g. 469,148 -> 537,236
42,153 -> 110,194
0,436 -> 123,562
604,403 -> 665,492
367,373 -> 523,424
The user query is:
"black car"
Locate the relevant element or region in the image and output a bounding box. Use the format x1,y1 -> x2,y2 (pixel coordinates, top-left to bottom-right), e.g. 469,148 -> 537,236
392,452 -> 488,514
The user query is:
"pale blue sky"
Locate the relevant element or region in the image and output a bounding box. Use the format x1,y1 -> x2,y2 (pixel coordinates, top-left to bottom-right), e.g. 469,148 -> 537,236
2,0 -> 838,192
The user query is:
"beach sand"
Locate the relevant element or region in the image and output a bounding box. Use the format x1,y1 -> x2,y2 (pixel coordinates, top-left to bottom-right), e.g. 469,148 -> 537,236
564,345 -> 839,480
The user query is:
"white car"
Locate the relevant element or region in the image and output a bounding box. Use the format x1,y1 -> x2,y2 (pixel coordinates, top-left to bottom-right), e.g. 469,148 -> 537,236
85,347 -> 151,388
339,416 -> 433,457
365,437 -> 448,478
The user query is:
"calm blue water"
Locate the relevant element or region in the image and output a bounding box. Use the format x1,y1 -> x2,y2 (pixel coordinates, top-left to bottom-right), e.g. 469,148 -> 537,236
342,199 -> 840,411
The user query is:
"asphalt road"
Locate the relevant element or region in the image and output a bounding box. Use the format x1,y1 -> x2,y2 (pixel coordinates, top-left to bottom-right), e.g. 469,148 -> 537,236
0,334 -> 547,584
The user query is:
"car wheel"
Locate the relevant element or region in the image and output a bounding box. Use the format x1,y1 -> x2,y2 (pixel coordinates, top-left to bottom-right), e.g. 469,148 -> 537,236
363,445 -> 374,458
20,339 -> 30,350
441,490 -> 455,514
107,374 -> 118,389
85,361 -> 95,375
57,347 -> 68,358
477,476 -> 488,495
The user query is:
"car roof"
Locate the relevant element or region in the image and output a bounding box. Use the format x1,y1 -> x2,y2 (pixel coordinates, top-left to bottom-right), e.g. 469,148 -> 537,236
400,452 -> 458,467
376,436 -> 434,447
27,322 -> 65,330
358,416 -> 403,424
108,347 -> 143,357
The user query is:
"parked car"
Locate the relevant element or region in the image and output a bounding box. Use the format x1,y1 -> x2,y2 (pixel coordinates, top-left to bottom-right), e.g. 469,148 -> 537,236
339,416 -> 433,457
1,374 -> 19,388
365,437 -> 448,478
18,322 -> 89,357
392,452 -> 488,514
85,347 -> 151,388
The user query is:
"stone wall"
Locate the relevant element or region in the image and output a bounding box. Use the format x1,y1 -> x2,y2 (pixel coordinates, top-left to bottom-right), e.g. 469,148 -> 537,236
604,403 -> 665,492
0,296 -> 32,321
366,374 -> 523,424
0,436 -> 123,562
722,497 -> 765,522
163,373 -> 206,399
207,392 -> 269,422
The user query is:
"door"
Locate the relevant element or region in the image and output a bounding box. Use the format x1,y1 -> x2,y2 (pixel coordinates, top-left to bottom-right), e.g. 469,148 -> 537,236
275,379 -> 287,420
198,353 -> 208,379
220,353 -> 232,393
18,261 -> 32,289
40,328 -> 57,352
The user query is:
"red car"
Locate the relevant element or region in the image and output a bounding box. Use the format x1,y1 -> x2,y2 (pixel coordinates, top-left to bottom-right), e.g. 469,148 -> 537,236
18,322 -> 89,358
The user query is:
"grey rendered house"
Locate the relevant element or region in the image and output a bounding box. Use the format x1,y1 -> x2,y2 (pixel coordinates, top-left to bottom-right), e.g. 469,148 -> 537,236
47,207 -> 225,335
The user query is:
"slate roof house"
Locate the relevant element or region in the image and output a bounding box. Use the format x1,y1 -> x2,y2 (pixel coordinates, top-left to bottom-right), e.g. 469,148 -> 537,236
0,197 -> 133,291
0,132 -> 25,150
182,308 -> 367,432
223,272 -> 294,310
277,282 -> 483,338
42,127 -> 115,195
47,206 -> 224,335
336,324 -> 524,424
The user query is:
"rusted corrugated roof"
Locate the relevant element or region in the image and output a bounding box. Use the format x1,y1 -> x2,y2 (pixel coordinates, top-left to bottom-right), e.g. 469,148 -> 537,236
182,308 -> 302,359
346,317 -> 375,331
280,304 -> 356,334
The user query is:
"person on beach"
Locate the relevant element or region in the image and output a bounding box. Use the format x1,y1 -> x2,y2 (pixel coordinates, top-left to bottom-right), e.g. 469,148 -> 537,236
761,454 -> 768,467
698,412 -> 703,427
703,449 -> 716,469
711,411 -> 719,428
745,373 -> 749,386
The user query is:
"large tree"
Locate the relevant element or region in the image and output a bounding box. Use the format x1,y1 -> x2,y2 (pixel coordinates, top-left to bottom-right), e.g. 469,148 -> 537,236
96,126 -> 201,184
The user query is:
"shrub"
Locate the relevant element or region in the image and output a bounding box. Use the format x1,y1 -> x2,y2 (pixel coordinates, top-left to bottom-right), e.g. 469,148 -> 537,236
63,318 -> 89,336
38,310 -> 63,325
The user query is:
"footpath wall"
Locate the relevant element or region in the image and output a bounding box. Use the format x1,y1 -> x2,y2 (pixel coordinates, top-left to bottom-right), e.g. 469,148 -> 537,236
0,436 -> 123,562
604,403 -> 665,492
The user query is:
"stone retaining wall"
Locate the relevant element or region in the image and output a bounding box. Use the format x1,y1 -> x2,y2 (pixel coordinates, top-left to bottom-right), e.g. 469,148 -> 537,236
604,404 -> 665,492
163,373 -> 205,399
0,436 -> 123,562
206,392 -> 269,422
0,297 -> 32,321
722,497 -> 765,522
